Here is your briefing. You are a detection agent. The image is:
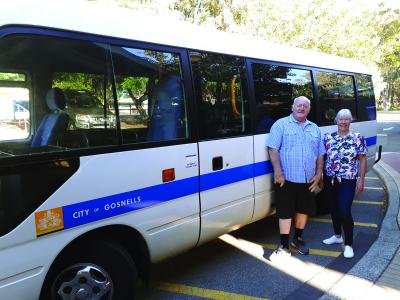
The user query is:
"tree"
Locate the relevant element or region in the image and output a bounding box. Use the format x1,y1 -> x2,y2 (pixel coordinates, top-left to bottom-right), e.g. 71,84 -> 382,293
112,0 -> 400,109
376,8 -> 400,109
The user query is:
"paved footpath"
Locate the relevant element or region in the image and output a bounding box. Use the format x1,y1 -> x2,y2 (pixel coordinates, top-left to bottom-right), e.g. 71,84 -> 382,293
372,153 -> 400,298
320,152 -> 400,299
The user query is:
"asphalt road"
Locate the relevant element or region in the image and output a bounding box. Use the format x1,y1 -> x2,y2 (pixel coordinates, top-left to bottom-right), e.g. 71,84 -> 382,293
136,172 -> 386,300
377,121 -> 400,153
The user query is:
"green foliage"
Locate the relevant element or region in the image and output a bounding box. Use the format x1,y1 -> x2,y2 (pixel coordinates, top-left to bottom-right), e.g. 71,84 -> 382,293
115,0 -> 399,109
172,0 -> 247,30
52,72 -> 110,104
0,72 -> 25,81
121,77 -> 148,99
377,8 -> 400,107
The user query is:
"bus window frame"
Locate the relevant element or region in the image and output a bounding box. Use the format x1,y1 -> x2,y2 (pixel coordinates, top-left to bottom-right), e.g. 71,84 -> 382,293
188,50 -> 252,141
311,67 -> 358,126
246,58 -> 316,132
0,26 -> 198,168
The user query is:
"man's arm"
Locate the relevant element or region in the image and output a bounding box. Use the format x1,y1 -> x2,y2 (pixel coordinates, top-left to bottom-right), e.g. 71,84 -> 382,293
268,147 -> 285,187
309,155 -> 323,192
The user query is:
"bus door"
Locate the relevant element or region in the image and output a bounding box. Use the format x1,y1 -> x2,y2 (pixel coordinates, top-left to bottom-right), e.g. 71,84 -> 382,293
249,61 -> 316,221
189,52 -> 254,244
198,137 -> 254,243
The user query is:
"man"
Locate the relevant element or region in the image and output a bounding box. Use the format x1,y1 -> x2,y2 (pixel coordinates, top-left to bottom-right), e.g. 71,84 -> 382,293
267,96 -> 325,260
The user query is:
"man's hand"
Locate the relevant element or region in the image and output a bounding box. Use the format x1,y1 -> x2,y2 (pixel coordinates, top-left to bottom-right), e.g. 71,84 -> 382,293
318,177 -> 324,190
309,174 -> 322,193
274,171 -> 285,187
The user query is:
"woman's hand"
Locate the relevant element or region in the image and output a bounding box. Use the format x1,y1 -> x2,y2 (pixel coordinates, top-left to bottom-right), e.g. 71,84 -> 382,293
355,179 -> 364,194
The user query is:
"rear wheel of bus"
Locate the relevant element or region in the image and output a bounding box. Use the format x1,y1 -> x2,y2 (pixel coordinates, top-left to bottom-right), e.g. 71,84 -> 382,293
41,240 -> 137,300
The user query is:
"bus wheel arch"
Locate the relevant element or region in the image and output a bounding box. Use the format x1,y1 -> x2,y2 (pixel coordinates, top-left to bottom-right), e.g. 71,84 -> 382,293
40,225 -> 150,300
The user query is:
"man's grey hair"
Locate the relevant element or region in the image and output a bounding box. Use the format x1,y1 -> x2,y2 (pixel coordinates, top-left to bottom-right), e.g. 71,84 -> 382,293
292,96 -> 311,107
335,108 -> 353,123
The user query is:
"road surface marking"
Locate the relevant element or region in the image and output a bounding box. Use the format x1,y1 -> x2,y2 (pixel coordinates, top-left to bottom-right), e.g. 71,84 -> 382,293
353,200 -> 384,205
310,218 -> 378,228
262,243 -> 340,257
153,281 -> 270,300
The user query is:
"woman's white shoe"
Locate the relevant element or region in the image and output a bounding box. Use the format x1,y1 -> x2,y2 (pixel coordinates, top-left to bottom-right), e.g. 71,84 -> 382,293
323,235 -> 343,245
343,245 -> 354,258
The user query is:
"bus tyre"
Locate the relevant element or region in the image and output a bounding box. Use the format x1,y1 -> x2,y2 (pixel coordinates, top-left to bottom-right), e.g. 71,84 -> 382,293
41,240 -> 137,300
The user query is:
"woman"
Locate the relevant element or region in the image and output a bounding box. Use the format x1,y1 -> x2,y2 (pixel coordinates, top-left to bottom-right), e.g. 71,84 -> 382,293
322,109 -> 367,258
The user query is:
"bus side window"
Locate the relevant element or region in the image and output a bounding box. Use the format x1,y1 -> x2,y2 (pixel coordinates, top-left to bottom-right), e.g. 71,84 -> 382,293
356,74 -> 376,121
316,71 -> 356,125
251,63 -> 313,133
189,51 -> 250,139
110,46 -> 188,144
147,75 -> 184,141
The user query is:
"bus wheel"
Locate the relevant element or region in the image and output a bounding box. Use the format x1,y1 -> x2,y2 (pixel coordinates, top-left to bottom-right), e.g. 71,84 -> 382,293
42,240 -> 137,300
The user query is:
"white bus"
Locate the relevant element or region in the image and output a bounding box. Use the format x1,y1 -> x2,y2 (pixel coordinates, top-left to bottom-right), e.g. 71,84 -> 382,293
0,1 -> 379,299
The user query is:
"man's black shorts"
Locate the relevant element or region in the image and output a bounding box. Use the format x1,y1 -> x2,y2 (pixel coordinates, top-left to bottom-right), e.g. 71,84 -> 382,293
275,180 -> 315,219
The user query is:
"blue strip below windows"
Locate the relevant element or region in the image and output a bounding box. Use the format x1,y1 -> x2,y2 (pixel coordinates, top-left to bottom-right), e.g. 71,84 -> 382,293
60,135 -> 376,230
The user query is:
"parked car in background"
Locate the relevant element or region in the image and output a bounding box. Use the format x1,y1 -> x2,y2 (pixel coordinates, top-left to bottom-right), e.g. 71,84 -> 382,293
63,89 -> 116,129
117,90 -> 148,116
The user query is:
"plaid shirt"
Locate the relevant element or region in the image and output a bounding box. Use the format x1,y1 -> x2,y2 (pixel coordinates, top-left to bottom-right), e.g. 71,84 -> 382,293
267,114 -> 325,183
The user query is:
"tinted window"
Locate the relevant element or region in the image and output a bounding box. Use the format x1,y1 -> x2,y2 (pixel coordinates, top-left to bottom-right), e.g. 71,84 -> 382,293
316,71 -> 356,125
190,51 -> 250,139
52,72 -> 117,149
0,35 -> 85,236
356,74 -> 376,121
0,84 -> 30,141
252,63 -> 313,133
0,34 -> 117,155
111,46 -> 188,143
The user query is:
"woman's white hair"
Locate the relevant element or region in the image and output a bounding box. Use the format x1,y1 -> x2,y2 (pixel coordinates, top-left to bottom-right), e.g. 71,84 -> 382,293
335,109 -> 353,123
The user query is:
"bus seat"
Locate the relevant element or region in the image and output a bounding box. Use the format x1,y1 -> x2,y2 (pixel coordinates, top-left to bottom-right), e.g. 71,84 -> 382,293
32,88 -> 69,147
147,75 -> 184,141
60,131 -> 89,148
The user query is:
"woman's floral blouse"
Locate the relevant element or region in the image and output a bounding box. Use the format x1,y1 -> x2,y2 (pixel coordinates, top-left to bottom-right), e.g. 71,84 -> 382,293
323,132 -> 368,181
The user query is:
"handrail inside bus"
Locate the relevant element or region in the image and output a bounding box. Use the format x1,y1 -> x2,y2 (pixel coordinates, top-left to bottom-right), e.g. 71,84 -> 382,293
231,75 -> 240,116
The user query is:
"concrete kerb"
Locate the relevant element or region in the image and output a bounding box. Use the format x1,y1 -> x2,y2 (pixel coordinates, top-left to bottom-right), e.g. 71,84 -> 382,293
319,161 -> 400,300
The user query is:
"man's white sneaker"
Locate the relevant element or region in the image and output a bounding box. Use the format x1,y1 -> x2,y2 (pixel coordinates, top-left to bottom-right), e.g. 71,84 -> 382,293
323,235 -> 343,245
269,245 -> 291,262
343,245 -> 354,258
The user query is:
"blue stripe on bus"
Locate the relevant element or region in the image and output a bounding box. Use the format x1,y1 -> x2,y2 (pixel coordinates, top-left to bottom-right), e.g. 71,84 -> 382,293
254,160 -> 274,177
199,164 -> 254,192
365,136 -> 376,146
62,162 -> 274,230
61,135 -> 376,230
63,176 -> 198,229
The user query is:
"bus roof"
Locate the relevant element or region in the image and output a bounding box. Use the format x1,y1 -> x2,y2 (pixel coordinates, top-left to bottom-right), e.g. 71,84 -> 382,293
2,0 -> 372,75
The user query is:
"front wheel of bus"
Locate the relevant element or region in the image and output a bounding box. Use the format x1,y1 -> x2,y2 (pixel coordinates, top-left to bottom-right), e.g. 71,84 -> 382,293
42,240 -> 137,300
